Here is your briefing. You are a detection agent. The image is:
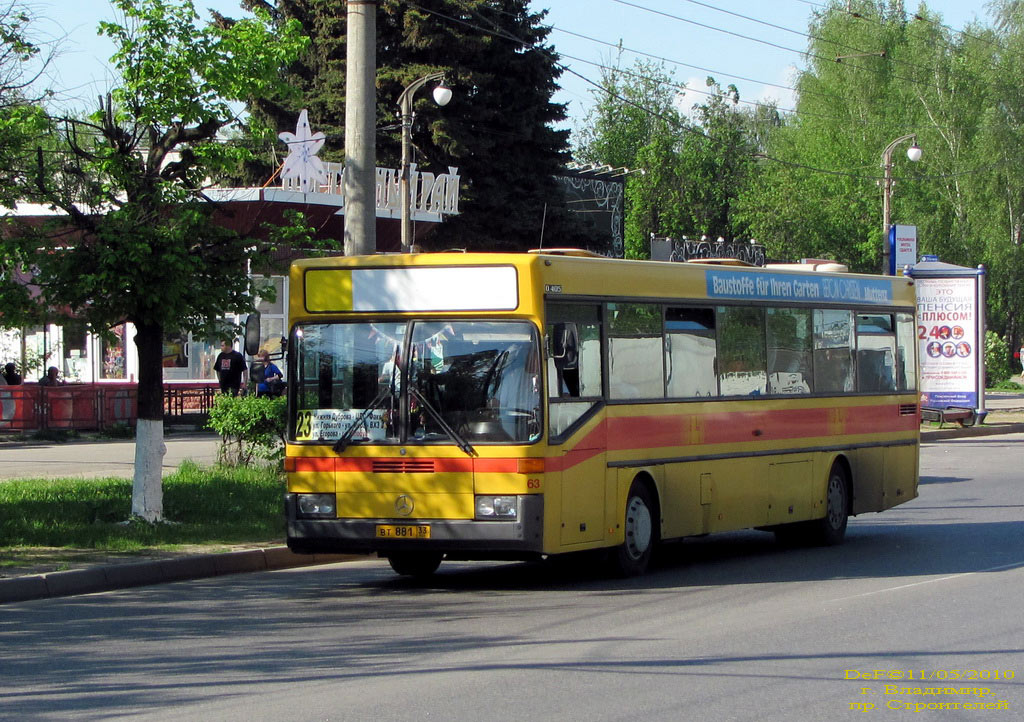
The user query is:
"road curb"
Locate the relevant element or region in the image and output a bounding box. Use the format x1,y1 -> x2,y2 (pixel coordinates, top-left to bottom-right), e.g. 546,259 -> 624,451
0,547 -> 368,605
920,422 -> 1024,441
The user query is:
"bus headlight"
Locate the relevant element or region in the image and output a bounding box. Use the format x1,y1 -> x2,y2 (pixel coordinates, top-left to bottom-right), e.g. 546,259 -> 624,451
296,493 -> 337,518
475,495 -> 517,520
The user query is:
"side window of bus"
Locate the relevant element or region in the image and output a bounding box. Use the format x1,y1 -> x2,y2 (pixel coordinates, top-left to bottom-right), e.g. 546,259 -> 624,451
895,313 -> 917,391
546,304 -> 602,438
813,309 -> 855,393
716,306 -> 767,396
665,307 -> 717,397
766,307 -> 813,395
856,313 -> 898,393
608,303 -> 665,400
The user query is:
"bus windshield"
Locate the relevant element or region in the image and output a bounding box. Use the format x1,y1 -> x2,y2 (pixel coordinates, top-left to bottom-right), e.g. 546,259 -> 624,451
291,320 -> 542,445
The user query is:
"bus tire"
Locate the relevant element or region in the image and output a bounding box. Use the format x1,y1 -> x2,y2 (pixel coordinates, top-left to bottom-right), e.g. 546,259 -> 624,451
387,552 -> 443,577
612,481 -> 657,576
808,462 -> 850,546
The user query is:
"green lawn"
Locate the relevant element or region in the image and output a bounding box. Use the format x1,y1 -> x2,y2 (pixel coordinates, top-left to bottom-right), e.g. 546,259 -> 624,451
0,460 -> 285,552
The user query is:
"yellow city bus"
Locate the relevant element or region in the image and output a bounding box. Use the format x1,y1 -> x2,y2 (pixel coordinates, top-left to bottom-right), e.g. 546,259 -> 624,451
283,250 -> 919,577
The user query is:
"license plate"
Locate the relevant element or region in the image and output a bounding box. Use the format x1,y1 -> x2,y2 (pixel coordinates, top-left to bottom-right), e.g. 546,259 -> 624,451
376,524 -> 430,539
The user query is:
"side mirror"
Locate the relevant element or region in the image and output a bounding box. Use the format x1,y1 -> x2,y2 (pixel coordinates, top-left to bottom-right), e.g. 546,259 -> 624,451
550,322 -> 579,369
244,312 -> 261,356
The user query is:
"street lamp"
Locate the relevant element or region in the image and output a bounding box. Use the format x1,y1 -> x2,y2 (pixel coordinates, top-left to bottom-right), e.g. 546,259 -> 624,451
399,72 -> 452,253
881,134 -> 922,275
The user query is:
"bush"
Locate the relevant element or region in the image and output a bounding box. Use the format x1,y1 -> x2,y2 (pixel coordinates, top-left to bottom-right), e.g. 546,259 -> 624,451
984,331 -> 1012,387
206,394 -> 287,466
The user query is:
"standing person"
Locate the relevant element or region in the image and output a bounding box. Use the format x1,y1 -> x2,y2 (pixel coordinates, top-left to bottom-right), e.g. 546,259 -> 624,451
213,340 -> 246,395
38,366 -> 60,385
1019,342 -> 1024,375
255,349 -> 283,396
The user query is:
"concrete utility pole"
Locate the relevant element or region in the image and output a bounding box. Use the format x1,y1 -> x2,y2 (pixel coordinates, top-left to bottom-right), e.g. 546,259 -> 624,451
344,0 -> 377,256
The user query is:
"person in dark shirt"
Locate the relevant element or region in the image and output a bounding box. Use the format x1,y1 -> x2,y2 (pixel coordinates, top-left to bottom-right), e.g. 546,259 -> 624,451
213,340 -> 247,395
2,362 -> 21,385
38,366 -> 60,385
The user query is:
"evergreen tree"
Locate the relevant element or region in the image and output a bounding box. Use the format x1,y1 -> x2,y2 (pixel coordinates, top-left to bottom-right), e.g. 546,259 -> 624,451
238,0 -> 579,251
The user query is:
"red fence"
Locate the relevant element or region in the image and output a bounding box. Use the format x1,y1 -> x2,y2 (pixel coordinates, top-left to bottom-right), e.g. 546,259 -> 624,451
0,382 -> 219,432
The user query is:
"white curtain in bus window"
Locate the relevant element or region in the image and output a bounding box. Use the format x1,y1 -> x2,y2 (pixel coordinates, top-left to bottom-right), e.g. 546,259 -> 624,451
895,313 -> 917,391
766,308 -> 812,395
665,307 -> 717,397
813,309 -> 855,392
716,306 -> 767,396
608,303 -> 664,400
856,314 -> 898,392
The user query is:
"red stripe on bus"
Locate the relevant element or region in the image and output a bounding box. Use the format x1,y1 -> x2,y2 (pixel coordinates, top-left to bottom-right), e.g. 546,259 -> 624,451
293,457 -> 523,473
291,457 -> 336,473
472,458 -> 522,473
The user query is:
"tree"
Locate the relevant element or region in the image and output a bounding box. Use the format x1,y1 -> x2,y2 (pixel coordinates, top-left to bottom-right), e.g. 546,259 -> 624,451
576,59 -> 765,257
0,0 -> 307,521
236,0 -> 577,251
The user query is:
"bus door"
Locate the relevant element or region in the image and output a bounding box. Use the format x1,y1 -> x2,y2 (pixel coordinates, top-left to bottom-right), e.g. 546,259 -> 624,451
546,309 -> 608,546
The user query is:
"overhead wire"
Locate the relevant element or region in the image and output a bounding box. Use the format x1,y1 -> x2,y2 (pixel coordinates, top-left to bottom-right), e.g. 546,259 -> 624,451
608,0 -> 932,89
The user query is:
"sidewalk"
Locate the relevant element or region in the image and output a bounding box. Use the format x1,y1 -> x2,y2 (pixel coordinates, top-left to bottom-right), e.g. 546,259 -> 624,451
3,396 -> 1024,604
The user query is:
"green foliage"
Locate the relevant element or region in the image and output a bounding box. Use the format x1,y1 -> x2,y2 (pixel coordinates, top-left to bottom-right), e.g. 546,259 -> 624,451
0,0 -> 307,425
206,394 -> 287,466
578,60 -> 763,257
985,330 -> 1013,387
0,461 -> 284,547
990,379 -> 1024,391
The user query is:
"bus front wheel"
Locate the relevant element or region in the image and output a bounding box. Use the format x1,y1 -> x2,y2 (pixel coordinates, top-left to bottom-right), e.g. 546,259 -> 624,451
387,552 -> 443,577
612,482 -> 657,576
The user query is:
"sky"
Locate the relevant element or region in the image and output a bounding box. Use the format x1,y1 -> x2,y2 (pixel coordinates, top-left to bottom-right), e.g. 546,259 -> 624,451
31,0 -> 994,137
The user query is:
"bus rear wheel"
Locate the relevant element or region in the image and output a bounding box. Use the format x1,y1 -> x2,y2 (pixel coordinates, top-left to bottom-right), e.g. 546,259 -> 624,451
774,463 -> 850,547
612,482 -> 657,576
387,552 -> 443,577
809,463 -> 850,546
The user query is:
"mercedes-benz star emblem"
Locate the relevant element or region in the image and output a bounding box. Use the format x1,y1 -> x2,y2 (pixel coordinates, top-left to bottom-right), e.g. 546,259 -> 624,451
395,494 -> 414,516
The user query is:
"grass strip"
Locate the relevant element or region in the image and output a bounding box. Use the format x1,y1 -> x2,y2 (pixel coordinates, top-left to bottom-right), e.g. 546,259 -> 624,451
0,460 -> 284,551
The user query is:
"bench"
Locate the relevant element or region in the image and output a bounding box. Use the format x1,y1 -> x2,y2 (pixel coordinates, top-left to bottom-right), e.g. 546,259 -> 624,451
920,406 -> 977,428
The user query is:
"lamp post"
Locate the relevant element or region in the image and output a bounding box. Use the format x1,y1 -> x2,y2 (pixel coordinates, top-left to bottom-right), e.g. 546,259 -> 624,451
881,134 -> 922,275
399,72 -> 452,253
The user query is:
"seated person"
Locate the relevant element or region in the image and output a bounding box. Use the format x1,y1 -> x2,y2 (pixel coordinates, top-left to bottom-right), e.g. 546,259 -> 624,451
255,350 -> 284,396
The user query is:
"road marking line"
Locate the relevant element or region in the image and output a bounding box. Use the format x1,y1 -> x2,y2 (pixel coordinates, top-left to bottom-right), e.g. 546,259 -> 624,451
828,560 -> 1024,602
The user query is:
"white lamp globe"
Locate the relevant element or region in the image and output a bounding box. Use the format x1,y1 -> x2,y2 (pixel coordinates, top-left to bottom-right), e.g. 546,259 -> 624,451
433,85 -> 453,107
906,144 -> 922,162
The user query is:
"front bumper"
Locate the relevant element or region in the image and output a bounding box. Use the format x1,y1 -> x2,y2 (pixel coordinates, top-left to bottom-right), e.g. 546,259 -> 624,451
285,493 -> 544,558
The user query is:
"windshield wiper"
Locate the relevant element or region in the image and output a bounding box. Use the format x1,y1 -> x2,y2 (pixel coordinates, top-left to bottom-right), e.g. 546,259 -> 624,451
408,385 -> 476,457
332,389 -> 390,453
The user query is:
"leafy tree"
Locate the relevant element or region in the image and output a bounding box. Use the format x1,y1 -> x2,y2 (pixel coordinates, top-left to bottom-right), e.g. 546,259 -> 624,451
0,0 -> 307,521
236,0 -> 578,251
0,2 -> 52,316
577,60 -> 765,257
737,0 -> 1024,358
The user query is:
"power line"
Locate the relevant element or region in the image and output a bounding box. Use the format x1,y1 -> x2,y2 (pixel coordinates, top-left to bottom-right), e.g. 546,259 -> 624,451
609,0 -> 932,89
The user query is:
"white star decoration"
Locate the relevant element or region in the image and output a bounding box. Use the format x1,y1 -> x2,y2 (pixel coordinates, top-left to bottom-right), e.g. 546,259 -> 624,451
279,109 -> 326,193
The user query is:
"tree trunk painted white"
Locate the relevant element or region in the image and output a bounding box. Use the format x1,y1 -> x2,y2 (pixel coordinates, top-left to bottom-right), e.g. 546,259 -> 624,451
132,418 -> 166,522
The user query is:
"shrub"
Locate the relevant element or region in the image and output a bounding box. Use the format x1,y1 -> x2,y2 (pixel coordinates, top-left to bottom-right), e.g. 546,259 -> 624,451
984,331 -> 1012,387
206,394 -> 287,466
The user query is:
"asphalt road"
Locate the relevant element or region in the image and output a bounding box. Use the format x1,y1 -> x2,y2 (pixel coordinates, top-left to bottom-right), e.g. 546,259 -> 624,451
1,435 -> 1022,721
0,433 -> 220,480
